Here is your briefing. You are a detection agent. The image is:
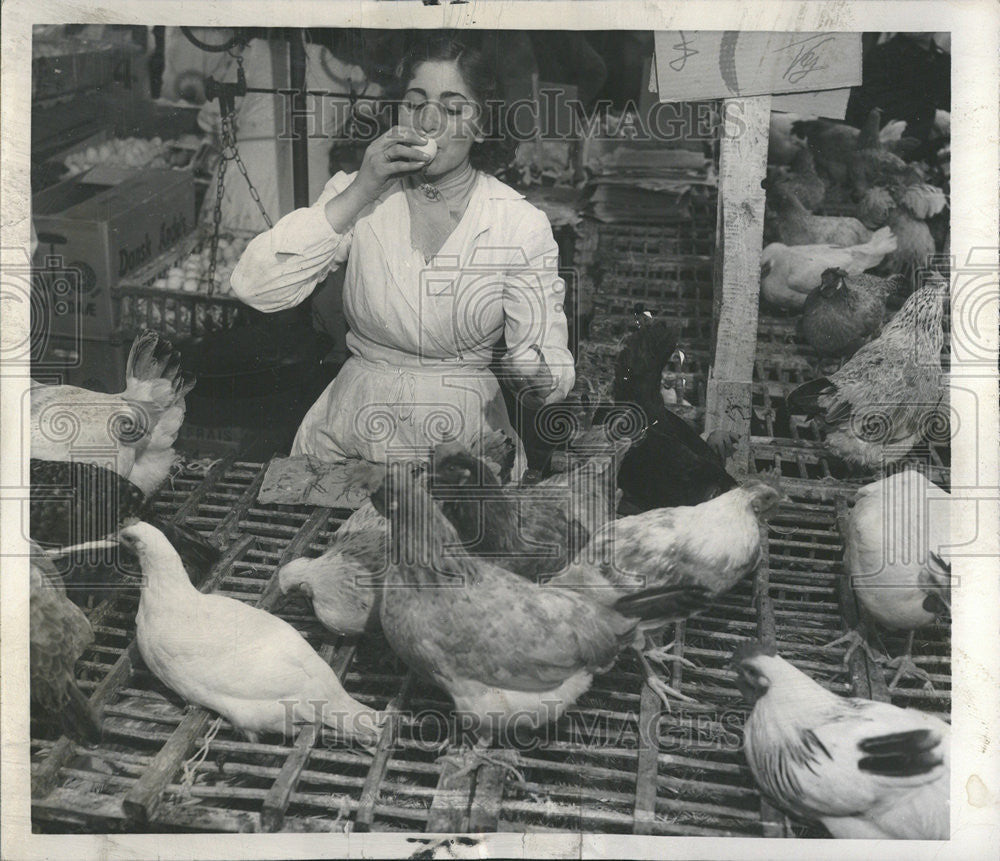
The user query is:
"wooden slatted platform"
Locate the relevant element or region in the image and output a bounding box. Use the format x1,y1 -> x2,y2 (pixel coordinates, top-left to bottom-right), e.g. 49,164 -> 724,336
31,213 -> 950,836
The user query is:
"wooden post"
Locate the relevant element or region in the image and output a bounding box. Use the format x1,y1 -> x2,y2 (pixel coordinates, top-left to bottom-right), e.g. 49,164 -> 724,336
705,95 -> 771,478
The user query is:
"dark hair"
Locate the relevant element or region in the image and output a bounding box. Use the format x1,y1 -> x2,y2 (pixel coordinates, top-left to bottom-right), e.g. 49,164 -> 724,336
394,32 -> 516,173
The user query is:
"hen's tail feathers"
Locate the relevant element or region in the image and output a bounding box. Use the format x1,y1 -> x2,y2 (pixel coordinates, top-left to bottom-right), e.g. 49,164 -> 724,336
867,225 -> 898,257
856,728 -> 944,778
613,583 -> 711,624
60,682 -> 102,744
147,518 -> 221,587
785,378 -> 832,417
125,330 -> 196,404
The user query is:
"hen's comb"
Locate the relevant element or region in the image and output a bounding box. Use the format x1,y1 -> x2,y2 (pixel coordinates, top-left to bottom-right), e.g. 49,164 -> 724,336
744,469 -> 784,496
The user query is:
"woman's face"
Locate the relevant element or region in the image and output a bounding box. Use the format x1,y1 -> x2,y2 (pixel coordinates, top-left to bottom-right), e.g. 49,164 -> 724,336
399,60 -> 483,178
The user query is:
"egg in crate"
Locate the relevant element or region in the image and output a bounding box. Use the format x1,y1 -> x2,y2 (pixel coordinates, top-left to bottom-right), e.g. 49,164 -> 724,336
165,266 -> 185,292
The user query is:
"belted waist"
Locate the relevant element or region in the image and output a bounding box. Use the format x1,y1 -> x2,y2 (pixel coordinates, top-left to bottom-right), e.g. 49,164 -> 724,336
348,344 -> 493,375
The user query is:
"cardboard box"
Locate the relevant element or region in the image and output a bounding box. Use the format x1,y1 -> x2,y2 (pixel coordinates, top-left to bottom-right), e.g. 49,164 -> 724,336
32,168 -> 195,340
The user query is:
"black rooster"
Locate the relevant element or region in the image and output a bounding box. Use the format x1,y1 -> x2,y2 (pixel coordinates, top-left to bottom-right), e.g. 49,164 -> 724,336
606,320 -> 738,511
30,458 -> 220,602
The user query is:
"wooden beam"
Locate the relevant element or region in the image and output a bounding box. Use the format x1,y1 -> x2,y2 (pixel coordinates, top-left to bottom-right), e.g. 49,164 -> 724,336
632,679 -> 662,835
260,642 -> 348,832
353,673 -> 415,832
706,94 -> 771,478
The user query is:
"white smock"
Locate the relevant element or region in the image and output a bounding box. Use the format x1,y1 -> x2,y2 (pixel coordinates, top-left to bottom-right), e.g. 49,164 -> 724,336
230,169 -> 575,475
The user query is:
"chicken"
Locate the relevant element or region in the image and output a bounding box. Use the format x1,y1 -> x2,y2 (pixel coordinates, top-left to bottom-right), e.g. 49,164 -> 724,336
429,442 -> 619,580
791,118 -> 862,189
760,227 -> 898,311
793,114 -> 921,192
883,208 -> 939,285
31,330 -> 194,495
124,521 -> 382,746
833,469 -> 951,689
547,479 -> 784,706
372,462 -> 708,743
848,109 -> 911,202
30,548 -> 101,742
278,433 -> 515,636
797,268 -> 905,360
278,500 -> 387,636
605,319 -> 737,511
767,112 -> 807,166
768,146 -> 826,211
785,279 -> 947,469
552,480 -> 783,604
766,183 -> 873,247
854,164 -> 946,286
30,458 -> 221,597
734,643 -> 949,839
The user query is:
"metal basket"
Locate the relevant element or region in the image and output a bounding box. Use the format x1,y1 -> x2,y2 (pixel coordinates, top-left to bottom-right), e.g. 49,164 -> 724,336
114,228 -> 262,340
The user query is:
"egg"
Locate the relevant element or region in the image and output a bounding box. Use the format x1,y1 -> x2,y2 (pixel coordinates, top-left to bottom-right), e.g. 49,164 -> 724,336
182,277 -> 200,293
413,137 -> 438,162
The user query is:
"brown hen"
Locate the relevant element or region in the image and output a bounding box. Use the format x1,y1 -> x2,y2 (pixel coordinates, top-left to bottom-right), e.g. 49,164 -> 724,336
786,279 -> 947,469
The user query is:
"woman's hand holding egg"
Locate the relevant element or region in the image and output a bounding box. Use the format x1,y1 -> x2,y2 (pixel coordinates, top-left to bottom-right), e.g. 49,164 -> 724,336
354,125 -> 436,201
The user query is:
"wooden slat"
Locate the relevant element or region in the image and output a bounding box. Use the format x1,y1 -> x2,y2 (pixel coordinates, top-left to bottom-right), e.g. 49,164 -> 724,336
260,643 -> 340,832
705,94 -> 771,478
353,673 -> 415,832
632,679 -> 662,835
755,516 -> 791,838
169,456 -> 236,525
467,758 -> 506,833
210,459 -> 274,544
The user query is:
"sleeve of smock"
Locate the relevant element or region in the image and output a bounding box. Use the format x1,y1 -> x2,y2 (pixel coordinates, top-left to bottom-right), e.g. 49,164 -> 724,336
502,211 -> 576,404
230,170 -> 358,312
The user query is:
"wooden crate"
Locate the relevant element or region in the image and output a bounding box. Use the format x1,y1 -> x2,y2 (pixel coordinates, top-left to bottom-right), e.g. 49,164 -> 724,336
114,227 -> 262,340
30,454 -> 950,835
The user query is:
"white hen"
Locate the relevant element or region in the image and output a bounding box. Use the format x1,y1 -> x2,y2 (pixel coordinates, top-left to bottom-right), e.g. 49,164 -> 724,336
31,330 -> 194,495
735,643 -> 949,839
278,500 -> 387,636
842,469 -> 951,688
760,227 -> 897,310
125,521 -> 382,745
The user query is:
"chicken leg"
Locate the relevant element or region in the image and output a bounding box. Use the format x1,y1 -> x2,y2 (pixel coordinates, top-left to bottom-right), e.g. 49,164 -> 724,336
438,738 -> 531,794
822,626 -> 883,666
637,625 -> 699,711
884,632 -> 935,690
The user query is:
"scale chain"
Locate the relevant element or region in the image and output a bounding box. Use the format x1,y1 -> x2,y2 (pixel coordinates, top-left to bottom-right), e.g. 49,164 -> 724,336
207,52 -> 273,297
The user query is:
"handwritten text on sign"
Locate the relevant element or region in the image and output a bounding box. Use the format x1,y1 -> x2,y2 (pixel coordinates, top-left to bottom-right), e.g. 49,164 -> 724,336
653,31 -> 862,101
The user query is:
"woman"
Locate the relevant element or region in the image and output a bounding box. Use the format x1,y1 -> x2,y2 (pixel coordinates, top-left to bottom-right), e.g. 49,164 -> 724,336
231,35 -> 575,477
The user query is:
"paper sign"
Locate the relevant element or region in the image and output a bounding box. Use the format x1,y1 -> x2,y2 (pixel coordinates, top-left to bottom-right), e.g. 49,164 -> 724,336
653,31 -> 862,101
258,455 -> 385,510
